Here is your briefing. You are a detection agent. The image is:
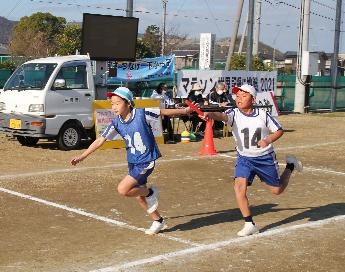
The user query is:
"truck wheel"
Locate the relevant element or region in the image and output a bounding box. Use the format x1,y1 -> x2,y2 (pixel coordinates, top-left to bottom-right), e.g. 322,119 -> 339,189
17,136 -> 39,146
57,124 -> 82,150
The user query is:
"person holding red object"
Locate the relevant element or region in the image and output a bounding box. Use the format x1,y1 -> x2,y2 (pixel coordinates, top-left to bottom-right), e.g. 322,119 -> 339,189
202,84 -> 303,237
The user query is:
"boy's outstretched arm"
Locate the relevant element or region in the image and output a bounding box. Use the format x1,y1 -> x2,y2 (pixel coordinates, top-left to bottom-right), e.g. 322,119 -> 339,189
160,107 -> 193,117
70,136 -> 106,165
202,112 -> 228,122
258,128 -> 284,148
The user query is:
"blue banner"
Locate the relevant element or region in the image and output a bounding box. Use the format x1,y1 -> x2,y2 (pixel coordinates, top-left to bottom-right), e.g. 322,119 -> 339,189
107,55 -> 175,83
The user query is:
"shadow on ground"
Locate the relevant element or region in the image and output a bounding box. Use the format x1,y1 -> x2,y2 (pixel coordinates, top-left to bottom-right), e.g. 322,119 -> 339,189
164,203 -> 303,232
260,202 -> 345,232
163,203 -> 345,233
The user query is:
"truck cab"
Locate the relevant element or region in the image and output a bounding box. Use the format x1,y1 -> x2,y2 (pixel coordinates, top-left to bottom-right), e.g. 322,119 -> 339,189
0,55 -> 96,150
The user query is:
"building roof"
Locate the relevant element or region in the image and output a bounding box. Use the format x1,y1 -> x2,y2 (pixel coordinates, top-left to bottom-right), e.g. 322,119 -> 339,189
172,50 -> 199,58
284,51 -> 297,58
26,54 -> 90,64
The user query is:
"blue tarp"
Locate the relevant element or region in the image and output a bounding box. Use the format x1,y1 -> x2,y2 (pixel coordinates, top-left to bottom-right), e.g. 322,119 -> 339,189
107,55 -> 175,83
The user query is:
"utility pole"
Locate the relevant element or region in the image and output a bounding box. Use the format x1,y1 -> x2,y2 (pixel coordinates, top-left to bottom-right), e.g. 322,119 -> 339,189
246,0 -> 255,71
294,0 -> 310,113
238,12 -> 248,54
126,0 -> 133,17
225,0 -> 244,70
161,0 -> 168,56
253,0 -> 262,56
330,0 -> 342,112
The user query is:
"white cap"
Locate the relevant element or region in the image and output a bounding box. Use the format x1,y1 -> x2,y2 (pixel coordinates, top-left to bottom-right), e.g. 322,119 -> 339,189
232,84 -> 257,97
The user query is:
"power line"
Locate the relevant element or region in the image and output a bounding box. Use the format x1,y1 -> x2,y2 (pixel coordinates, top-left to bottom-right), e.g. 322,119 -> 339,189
29,0 -> 340,30
311,0 -> 335,11
268,0 -> 335,21
5,0 -> 25,17
203,0 -> 224,36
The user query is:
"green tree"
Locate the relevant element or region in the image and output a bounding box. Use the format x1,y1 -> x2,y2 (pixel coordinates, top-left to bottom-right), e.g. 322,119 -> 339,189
230,54 -> 246,70
56,24 -> 81,55
136,39 -> 155,58
253,57 -> 272,71
10,12 -> 66,57
142,25 -> 161,57
164,26 -> 188,55
229,55 -> 273,71
253,57 -> 266,71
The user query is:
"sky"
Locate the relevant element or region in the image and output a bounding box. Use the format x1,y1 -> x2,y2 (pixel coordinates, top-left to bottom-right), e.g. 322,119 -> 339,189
1,0 -> 344,54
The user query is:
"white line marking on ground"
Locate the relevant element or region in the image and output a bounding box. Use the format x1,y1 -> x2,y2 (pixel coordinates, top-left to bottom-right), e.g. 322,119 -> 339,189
274,141 -> 345,151
0,156 -> 208,180
91,215 -> 345,272
0,187 -> 201,247
297,166 -> 345,176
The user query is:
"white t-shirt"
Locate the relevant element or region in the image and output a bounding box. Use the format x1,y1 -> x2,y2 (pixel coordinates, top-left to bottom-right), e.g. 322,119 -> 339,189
225,108 -> 282,157
151,90 -> 174,109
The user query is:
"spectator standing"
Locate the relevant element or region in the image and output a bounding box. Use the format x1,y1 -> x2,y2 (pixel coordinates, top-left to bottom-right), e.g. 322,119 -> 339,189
151,83 -> 175,143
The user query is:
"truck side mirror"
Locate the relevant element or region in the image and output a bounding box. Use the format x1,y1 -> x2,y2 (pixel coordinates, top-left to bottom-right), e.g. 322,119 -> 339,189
53,79 -> 66,89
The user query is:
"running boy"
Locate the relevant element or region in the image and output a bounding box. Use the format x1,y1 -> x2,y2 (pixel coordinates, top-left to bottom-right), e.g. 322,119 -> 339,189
203,84 -> 302,236
70,87 -> 193,235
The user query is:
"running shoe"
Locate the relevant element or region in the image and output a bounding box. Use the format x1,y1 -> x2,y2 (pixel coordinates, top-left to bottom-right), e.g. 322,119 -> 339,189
237,222 -> 259,237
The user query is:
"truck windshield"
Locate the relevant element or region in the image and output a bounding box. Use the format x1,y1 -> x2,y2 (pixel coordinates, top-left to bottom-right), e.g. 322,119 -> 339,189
3,63 -> 57,91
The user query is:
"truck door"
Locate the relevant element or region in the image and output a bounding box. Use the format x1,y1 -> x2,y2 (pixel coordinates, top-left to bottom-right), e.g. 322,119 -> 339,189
45,61 -> 94,135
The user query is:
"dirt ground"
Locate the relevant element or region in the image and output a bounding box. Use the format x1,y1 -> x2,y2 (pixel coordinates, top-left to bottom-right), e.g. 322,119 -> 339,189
0,112 -> 345,272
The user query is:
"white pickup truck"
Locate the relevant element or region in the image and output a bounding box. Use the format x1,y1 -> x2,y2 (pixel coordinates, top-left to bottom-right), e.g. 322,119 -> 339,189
0,55 -> 104,150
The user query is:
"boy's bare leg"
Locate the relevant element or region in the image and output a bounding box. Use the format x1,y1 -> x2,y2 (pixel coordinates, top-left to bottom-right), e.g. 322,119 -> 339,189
234,177 -> 251,217
136,196 -> 161,220
117,175 -> 149,197
117,175 -> 161,220
267,168 -> 292,195
234,177 -> 259,236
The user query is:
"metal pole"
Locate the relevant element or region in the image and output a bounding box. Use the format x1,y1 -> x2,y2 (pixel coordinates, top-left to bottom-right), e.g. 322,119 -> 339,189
294,0 -> 310,113
272,47 -> 276,70
225,0 -> 244,70
161,0 -> 168,56
246,0 -> 255,71
126,0 -> 133,17
238,12 -> 248,54
330,0 -> 342,112
253,0 -> 262,56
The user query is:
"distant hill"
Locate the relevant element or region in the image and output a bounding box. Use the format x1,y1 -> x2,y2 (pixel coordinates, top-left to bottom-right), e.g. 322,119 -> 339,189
0,16 -> 17,45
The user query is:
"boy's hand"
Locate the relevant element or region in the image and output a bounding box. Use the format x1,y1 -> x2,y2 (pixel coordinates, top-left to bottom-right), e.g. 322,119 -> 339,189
185,100 -> 204,117
200,112 -> 212,121
70,155 -> 85,166
185,106 -> 193,115
258,137 -> 271,148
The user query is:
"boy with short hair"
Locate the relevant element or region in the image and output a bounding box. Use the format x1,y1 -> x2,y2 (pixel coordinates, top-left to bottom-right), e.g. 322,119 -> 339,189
71,87 -> 193,235
203,84 -> 302,236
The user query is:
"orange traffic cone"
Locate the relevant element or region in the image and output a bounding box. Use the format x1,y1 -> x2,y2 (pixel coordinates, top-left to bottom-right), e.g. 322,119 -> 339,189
198,119 -> 217,155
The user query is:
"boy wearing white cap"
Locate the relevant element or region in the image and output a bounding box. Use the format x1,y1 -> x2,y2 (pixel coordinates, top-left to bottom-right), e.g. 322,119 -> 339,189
71,87 -> 193,235
203,84 -> 303,236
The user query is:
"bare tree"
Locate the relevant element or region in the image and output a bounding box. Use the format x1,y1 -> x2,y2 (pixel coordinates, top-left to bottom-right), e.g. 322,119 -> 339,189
164,25 -> 188,55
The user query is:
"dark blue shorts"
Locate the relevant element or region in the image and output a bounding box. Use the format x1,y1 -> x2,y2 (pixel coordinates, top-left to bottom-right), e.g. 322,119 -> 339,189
128,161 -> 155,185
234,152 -> 281,187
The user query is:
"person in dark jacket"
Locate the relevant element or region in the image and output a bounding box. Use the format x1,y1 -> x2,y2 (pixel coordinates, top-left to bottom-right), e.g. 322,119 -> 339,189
207,82 -> 235,130
185,83 -> 207,135
207,82 -> 234,107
